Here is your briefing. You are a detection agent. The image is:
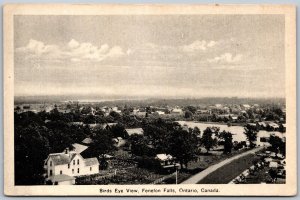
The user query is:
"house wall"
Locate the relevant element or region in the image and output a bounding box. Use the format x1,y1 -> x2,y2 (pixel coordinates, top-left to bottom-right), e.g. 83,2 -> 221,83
80,164 -> 99,175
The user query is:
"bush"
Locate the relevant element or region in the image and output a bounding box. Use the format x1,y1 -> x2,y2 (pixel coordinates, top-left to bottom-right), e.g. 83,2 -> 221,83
136,156 -> 161,171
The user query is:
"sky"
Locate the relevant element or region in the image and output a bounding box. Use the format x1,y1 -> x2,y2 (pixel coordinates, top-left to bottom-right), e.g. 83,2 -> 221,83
14,15 -> 285,98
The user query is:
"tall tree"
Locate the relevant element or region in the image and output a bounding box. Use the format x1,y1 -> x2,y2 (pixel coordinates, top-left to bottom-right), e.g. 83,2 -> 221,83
167,129 -> 199,169
243,126 -> 258,148
15,124 -> 50,185
201,127 -> 218,153
219,131 -> 233,154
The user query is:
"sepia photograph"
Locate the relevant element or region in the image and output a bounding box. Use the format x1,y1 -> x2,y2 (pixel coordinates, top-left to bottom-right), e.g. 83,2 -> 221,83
4,4 -> 296,196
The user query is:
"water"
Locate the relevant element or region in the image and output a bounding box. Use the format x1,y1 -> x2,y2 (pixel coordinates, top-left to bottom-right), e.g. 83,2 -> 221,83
176,121 -> 284,143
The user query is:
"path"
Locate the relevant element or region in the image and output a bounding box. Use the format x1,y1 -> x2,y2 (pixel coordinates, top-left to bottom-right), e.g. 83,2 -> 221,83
181,147 -> 264,184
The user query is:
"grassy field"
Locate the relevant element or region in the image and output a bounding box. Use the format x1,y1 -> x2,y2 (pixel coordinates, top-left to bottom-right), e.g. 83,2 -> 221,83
198,153 -> 260,184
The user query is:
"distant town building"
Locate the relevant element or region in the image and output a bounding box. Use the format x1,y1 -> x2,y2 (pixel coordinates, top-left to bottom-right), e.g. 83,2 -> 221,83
125,128 -> 144,137
171,108 -> 183,115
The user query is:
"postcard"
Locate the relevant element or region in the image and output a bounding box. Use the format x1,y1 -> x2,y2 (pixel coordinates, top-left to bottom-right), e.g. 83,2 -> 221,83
3,4 -> 296,196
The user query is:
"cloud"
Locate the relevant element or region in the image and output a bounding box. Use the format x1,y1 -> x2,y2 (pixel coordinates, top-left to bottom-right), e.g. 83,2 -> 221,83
68,39 -> 80,49
16,39 -> 60,57
107,46 -> 124,57
207,53 -> 243,64
16,39 -> 125,63
182,40 -> 217,52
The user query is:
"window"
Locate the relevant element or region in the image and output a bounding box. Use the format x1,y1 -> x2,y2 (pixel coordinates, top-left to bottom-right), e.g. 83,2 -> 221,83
50,161 -> 52,167
77,168 -> 80,173
72,169 -> 74,174
49,170 -> 52,176
73,160 -> 75,165
68,164 -> 70,169
60,170 -> 62,175
77,159 -> 79,165
90,167 -> 92,171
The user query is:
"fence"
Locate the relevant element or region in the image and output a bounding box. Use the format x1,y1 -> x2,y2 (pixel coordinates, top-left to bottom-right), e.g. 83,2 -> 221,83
150,171 -> 177,185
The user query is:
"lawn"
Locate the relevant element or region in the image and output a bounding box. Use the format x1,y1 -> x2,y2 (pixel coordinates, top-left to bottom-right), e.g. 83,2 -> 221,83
198,153 -> 260,184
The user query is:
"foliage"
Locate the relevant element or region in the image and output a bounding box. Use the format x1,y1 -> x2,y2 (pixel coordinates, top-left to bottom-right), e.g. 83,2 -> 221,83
269,135 -> 286,156
184,110 -> 193,119
201,127 -> 218,153
218,131 -> 233,154
129,134 -> 156,157
243,126 -> 258,148
167,129 -> 200,168
15,123 -> 50,185
89,129 -> 116,158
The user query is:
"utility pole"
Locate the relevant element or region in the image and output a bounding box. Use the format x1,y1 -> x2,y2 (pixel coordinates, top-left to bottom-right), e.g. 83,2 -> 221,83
175,168 -> 178,184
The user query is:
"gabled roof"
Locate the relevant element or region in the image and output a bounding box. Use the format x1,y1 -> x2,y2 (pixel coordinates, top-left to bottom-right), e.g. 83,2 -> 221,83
125,128 -> 144,136
82,137 -> 93,144
72,143 -> 88,154
48,152 -> 76,165
84,157 -> 99,166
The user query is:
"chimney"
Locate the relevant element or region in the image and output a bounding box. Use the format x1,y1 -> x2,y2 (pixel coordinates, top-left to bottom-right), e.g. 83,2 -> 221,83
65,148 -> 69,154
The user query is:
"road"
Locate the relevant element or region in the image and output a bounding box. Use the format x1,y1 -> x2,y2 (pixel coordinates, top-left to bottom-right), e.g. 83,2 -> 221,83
181,147 -> 264,184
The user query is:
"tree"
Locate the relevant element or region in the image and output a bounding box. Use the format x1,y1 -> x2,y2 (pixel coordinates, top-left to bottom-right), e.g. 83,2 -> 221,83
83,114 -> 96,124
129,134 -> 155,157
184,110 -> 193,119
268,168 -> 278,183
243,126 -> 257,148
88,129 -> 116,158
185,106 -> 197,114
110,123 -> 126,138
201,127 -> 217,153
109,111 -> 121,121
219,131 -> 233,154
192,127 -> 201,136
15,124 -> 50,185
269,135 -> 285,156
167,129 -> 199,169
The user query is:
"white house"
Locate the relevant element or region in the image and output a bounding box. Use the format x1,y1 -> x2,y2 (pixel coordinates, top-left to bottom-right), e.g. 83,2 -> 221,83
45,148 -> 99,185
171,108 -> 183,115
155,111 -> 165,116
155,154 -> 180,169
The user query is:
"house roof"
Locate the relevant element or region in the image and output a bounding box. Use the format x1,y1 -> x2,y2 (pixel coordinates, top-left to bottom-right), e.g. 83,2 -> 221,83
87,123 -> 100,128
269,161 -> 278,168
72,143 -> 88,154
156,154 -> 173,161
107,123 -> 117,127
69,122 -> 84,125
82,137 -> 93,144
48,152 -> 76,165
84,157 -> 99,166
258,122 -> 267,126
125,128 -> 144,136
171,108 -> 183,113
268,122 -> 279,128
51,174 -> 75,182
247,123 -> 257,126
